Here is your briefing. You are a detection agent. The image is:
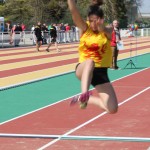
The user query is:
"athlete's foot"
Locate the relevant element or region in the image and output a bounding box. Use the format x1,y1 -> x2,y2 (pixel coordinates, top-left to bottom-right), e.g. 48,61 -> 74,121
46,48 -> 50,52
80,102 -> 88,109
70,91 -> 92,109
70,95 -> 80,106
79,91 -> 92,109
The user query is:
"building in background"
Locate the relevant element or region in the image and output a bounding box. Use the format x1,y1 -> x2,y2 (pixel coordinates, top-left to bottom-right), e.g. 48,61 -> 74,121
138,0 -> 150,20
125,0 -> 150,27
139,13 -> 150,19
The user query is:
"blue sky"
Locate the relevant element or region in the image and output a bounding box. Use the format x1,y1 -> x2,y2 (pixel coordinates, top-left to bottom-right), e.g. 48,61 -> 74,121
139,0 -> 150,13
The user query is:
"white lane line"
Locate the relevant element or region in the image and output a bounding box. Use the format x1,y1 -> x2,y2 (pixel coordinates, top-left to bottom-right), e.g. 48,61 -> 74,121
37,87 -> 150,150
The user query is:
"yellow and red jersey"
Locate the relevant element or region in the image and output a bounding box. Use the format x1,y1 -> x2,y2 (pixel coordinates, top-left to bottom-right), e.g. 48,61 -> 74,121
78,24 -> 112,67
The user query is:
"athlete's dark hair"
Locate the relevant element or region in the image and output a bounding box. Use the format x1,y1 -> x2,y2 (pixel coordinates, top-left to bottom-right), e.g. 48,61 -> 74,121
87,3 -> 104,18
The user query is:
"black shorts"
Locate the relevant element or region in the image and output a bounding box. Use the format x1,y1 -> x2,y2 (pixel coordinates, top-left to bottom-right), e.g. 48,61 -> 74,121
51,37 -> 57,43
75,63 -> 110,87
36,37 -> 43,42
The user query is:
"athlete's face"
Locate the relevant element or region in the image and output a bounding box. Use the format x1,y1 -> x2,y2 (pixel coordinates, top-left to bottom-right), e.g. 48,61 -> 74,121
88,15 -> 104,32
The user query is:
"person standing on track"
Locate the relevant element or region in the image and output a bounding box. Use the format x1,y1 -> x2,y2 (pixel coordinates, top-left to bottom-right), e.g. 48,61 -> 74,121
46,24 -> 60,52
111,20 -> 121,69
34,22 -> 43,52
68,0 -> 118,114
14,23 -> 23,47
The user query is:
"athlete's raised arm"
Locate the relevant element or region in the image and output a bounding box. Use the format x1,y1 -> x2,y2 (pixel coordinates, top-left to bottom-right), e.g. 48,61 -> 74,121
67,0 -> 87,32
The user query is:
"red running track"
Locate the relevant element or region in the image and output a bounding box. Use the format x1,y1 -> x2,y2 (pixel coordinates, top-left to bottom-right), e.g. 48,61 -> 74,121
0,68 -> 149,150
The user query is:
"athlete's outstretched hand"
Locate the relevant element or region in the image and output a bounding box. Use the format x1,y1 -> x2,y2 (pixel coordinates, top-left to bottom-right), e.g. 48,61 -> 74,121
91,0 -> 104,5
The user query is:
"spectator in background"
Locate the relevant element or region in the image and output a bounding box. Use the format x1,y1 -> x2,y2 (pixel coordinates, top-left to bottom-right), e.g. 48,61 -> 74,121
31,25 -> 36,44
42,23 -> 47,31
34,22 -> 43,51
65,23 -> 70,42
11,25 -> 16,32
60,23 -> 66,31
31,25 -> 35,32
21,23 -> 26,31
75,26 -> 79,41
14,23 -> 23,46
46,24 -> 60,53
56,24 -> 60,31
110,20 -> 121,70
42,23 -> 48,44
48,24 -> 51,31
56,23 -> 61,43
71,25 -> 76,42
60,23 -> 66,43
66,23 -> 70,31
10,24 -> 16,45
5,21 -> 12,32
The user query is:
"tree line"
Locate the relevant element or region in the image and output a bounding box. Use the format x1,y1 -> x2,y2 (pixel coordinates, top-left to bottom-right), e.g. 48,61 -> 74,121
0,0 -> 143,29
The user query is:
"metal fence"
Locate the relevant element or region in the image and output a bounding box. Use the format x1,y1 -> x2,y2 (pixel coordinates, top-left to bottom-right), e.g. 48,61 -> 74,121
120,28 -> 150,37
0,30 -> 80,48
0,28 -> 150,48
